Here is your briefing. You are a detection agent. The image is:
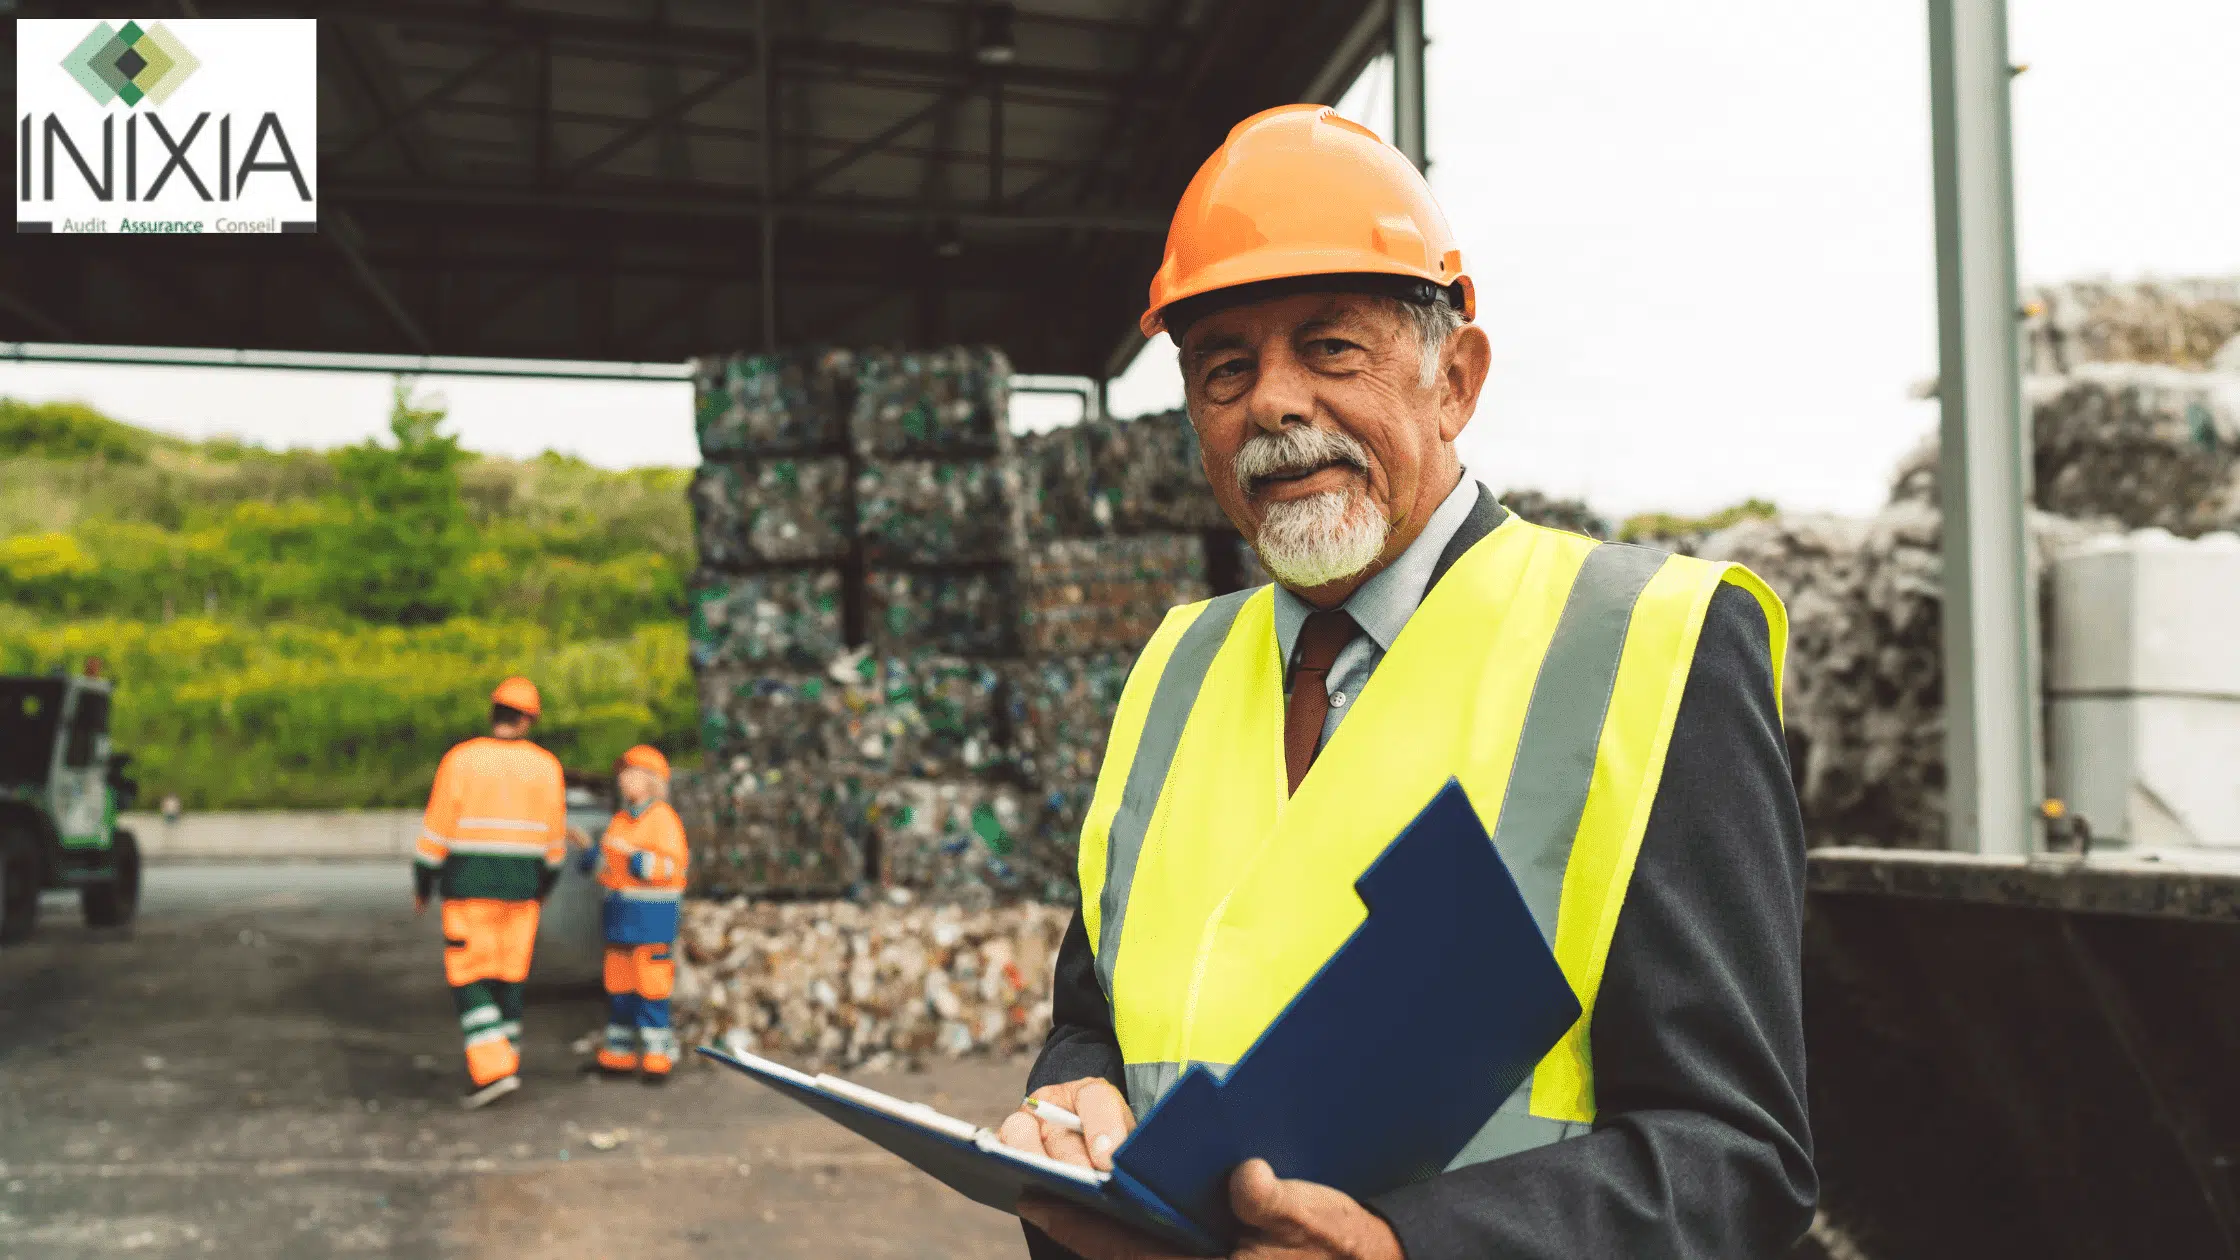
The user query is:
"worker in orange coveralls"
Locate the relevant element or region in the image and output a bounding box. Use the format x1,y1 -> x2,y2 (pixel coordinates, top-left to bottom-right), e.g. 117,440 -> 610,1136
415,676 -> 568,1110
572,744 -> 690,1081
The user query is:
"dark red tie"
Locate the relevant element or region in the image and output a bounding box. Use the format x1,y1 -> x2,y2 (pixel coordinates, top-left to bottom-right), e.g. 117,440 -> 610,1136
1285,609 -> 1358,795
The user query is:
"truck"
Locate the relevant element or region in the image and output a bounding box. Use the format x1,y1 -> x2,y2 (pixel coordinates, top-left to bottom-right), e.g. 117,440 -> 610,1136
0,667 -> 143,943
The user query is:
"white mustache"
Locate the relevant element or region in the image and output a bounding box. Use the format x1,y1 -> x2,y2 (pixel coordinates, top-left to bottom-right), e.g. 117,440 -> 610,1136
1232,426 -> 1369,493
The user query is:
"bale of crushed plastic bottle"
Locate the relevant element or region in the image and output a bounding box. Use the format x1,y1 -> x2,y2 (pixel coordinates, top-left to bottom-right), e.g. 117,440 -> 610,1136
689,457 -> 852,571
854,458 -> 1025,566
1019,535 -> 1209,656
847,347 -> 1013,457
692,349 -> 854,456
685,568 -> 848,671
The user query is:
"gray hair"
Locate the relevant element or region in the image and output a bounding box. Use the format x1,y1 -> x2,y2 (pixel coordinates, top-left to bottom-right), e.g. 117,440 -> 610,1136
1386,296 -> 1466,388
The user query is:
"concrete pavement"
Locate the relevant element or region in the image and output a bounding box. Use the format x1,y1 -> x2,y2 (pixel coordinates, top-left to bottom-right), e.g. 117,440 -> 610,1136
0,863 -> 1034,1259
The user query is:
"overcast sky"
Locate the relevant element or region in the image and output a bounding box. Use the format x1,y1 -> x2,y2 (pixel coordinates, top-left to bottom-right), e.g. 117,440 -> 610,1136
6,0 -> 2236,518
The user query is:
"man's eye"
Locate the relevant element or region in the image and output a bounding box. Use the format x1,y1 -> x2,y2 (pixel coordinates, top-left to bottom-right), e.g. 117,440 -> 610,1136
1310,339 -> 1357,357
1206,359 -> 1249,381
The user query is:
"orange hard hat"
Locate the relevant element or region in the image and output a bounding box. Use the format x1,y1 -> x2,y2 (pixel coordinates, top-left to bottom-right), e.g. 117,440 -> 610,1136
1141,104 -> 1475,340
616,745 -> 670,780
490,676 -> 542,718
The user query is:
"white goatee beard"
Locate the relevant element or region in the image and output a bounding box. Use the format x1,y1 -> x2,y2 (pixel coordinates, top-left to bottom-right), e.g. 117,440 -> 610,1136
1254,490 -> 1390,589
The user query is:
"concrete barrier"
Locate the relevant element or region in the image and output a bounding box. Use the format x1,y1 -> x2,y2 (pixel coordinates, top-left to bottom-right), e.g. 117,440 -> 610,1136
125,810 -> 425,861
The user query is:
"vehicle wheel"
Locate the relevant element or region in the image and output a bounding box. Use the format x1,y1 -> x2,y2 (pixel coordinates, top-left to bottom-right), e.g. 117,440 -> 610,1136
0,843 -> 40,945
82,828 -> 141,929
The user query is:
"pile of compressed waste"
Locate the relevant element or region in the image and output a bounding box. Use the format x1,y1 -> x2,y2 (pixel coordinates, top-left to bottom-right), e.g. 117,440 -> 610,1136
685,354 -> 1245,903
672,896 -> 1070,1072
1700,290 -> 2240,849
2022,278 -> 2240,375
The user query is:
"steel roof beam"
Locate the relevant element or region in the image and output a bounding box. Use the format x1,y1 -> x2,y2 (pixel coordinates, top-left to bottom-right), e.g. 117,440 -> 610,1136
254,2 -> 1159,96
329,42 -> 525,172
562,54 -> 762,183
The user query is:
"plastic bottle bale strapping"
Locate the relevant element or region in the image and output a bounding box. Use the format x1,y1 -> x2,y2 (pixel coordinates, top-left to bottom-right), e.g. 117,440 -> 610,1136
673,900 -> 1072,1072
863,568 -> 1022,658
693,349 -> 854,458
690,457 -> 852,571
854,458 -> 1025,565
687,569 -> 847,671
1019,536 -> 1210,656
848,347 -> 1014,457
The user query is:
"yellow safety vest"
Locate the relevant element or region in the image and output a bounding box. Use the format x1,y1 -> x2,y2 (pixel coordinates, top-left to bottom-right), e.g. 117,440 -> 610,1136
1078,515 -> 1785,1165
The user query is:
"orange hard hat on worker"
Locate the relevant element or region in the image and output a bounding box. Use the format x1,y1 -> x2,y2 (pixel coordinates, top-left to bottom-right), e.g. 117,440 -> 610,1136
491,676 -> 541,718
616,745 -> 670,780
1141,103 -> 1475,340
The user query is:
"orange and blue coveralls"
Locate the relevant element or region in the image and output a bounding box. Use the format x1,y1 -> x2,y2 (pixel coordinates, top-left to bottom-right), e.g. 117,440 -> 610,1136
576,799 -> 689,1074
416,736 -> 567,1087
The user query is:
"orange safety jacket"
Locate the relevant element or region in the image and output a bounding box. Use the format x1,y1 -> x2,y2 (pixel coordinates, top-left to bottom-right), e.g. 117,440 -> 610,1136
579,800 -> 689,945
416,736 -> 567,902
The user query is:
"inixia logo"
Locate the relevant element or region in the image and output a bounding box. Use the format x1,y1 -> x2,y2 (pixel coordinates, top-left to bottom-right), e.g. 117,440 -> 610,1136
61,21 -> 202,108
16,18 -> 318,235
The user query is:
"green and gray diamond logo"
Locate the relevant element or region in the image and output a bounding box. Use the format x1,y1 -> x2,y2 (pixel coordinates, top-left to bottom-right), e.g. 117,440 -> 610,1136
60,21 -> 201,108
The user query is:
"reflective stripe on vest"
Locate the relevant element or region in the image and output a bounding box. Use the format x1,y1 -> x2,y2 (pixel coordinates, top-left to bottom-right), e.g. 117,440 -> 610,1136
1079,517 -> 1785,1165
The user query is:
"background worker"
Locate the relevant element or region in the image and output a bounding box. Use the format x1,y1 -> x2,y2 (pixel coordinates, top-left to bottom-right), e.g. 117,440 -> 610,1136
572,744 -> 689,1081
415,676 -> 568,1110
1001,105 -> 1813,1259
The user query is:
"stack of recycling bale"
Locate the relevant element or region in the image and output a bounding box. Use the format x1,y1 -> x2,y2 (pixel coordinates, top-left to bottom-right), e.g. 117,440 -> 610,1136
2022,278 -> 2240,375
688,347 -> 1033,899
1697,282 -> 2240,850
1005,410 -> 1236,893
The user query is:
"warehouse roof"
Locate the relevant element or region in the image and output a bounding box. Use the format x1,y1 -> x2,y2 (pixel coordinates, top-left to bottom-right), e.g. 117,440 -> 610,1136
1,0 -> 1391,377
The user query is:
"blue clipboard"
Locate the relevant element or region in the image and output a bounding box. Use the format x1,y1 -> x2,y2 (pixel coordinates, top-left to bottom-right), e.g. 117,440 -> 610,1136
698,777 -> 1582,1254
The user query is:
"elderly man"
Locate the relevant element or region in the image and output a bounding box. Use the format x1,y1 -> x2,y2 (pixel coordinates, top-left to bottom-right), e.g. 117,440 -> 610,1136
998,105 -> 1815,1259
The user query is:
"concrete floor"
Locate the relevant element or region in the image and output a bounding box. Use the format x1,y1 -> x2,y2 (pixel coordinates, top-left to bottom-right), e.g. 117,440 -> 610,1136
0,864 -> 1035,1259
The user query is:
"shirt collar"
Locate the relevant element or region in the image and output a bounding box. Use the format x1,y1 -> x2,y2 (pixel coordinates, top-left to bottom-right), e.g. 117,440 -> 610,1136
1271,470 -> 1484,670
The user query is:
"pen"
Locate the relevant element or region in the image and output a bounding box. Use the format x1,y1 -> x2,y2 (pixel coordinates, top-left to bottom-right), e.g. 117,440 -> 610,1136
1022,1096 -> 1084,1133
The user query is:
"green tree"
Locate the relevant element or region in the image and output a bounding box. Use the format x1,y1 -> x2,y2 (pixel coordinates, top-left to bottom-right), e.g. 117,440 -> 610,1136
326,380 -> 474,624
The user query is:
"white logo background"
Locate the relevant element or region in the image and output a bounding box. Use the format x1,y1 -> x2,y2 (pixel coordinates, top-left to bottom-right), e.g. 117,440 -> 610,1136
15,18 -> 319,234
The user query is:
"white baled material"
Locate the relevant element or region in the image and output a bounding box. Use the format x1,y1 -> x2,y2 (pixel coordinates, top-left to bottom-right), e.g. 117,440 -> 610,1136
2046,530 -> 2240,849
2047,530 -> 2240,697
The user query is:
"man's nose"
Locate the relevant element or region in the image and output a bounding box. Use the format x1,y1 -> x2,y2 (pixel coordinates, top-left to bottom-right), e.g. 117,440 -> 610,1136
1244,349 -> 1317,433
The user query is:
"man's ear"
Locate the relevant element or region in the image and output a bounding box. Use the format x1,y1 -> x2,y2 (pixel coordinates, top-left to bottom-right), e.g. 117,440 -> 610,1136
1438,324 -> 1493,442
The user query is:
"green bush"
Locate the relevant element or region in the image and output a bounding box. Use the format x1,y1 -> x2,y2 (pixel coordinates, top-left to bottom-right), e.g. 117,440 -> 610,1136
0,387 -> 700,808
0,611 -> 698,809
0,398 -> 172,463
1617,498 -> 1780,543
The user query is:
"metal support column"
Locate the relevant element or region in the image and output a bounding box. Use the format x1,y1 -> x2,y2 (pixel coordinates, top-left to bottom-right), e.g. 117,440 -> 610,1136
1927,0 -> 2039,855
1391,0 -> 1427,170
755,0 -> 779,351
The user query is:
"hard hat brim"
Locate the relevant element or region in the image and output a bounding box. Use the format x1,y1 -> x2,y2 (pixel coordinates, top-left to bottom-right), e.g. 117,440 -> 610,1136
1142,247 -> 1473,339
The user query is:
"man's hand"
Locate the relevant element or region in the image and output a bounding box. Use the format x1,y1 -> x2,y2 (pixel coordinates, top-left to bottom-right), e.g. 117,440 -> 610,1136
1017,1159 -> 1404,1260
412,896 -> 428,918
565,825 -> 593,851
996,1077 -> 1134,1171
